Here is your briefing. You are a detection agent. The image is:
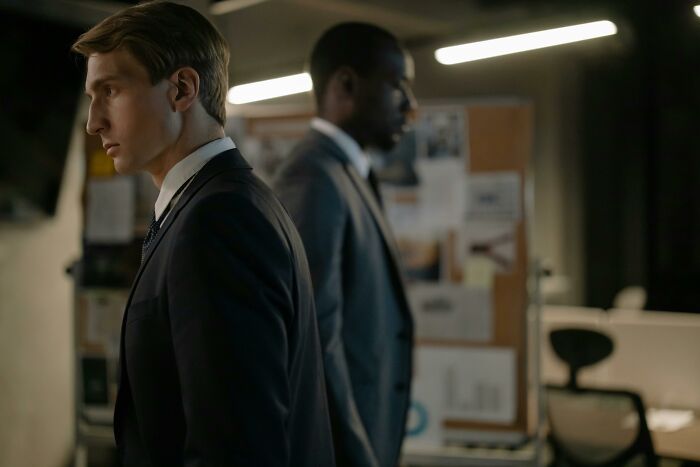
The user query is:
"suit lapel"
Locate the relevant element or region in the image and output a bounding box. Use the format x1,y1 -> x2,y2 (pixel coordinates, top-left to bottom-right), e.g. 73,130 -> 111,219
343,164 -> 402,264
308,130 -> 411,316
343,162 -> 413,320
125,148 -> 251,308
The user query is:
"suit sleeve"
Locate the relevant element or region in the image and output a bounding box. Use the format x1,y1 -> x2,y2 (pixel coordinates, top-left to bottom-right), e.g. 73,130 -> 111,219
167,192 -> 293,467
275,166 -> 380,467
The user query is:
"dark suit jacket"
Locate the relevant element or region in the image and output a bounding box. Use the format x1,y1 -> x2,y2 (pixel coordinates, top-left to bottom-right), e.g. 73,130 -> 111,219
113,149 -> 335,467
273,131 -> 414,467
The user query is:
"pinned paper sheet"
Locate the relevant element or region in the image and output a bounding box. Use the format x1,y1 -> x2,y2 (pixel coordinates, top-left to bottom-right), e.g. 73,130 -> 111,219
408,283 -> 492,342
467,172 -> 521,221
86,176 -> 135,243
460,221 -> 516,274
415,159 -> 467,230
416,106 -> 468,161
406,345 -> 517,449
464,255 -> 496,289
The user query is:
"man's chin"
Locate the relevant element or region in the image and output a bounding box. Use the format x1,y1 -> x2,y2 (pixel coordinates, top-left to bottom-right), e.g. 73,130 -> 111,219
112,159 -> 135,175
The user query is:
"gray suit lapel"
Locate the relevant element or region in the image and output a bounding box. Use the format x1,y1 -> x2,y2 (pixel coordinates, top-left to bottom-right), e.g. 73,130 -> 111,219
343,164 -> 402,265
343,161 -> 413,321
312,130 -> 408,291
303,130 -> 412,317
307,130 -> 398,253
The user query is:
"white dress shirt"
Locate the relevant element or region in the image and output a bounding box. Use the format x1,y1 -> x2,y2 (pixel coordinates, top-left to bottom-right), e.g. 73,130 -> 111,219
311,117 -> 370,179
154,136 -> 236,222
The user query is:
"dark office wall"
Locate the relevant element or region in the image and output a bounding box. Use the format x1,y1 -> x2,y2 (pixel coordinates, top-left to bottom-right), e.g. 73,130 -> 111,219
582,0 -> 700,311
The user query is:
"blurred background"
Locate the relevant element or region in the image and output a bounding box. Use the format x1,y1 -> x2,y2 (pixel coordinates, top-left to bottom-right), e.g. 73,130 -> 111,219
0,0 -> 699,466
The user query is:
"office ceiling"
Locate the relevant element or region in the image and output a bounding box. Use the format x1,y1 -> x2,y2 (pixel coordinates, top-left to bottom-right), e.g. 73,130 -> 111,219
0,0 -> 622,85
211,0 -> 619,83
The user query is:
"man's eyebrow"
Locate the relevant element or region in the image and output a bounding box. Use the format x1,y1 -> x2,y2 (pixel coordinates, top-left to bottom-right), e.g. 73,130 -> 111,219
85,75 -> 120,93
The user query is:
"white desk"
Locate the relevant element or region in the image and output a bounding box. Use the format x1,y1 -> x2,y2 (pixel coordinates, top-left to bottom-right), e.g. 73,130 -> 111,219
542,307 -> 700,411
652,412 -> 700,463
541,307 -> 700,464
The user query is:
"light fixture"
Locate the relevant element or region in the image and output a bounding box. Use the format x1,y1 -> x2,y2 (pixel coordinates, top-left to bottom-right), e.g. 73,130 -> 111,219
694,5 -> 700,17
227,72 -> 312,104
210,0 -> 269,16
435,20 -> 618,65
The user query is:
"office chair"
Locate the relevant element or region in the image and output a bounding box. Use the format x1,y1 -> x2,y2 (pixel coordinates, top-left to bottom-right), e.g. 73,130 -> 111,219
546,328 -> 657,467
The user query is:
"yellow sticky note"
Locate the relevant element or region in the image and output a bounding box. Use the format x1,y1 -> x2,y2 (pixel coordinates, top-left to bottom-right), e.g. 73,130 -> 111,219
463,255 -> 495,289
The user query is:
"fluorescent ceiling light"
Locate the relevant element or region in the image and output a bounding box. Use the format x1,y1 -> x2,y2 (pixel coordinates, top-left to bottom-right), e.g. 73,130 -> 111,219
695,5 -> 700,17
435,20 -> 618,65
210,0 -> 269,16
227,72 -> 312,104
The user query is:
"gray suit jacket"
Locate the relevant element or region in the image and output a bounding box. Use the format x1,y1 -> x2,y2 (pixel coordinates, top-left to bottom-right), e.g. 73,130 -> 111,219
273,130 -> 414,467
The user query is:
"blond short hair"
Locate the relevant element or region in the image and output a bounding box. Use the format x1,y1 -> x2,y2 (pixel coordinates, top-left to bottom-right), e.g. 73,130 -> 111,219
72,1 -> 229,126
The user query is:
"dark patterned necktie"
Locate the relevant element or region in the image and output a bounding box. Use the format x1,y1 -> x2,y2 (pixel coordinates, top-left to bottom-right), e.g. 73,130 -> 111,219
141,210 -> 163,264
140,175 -> 194,264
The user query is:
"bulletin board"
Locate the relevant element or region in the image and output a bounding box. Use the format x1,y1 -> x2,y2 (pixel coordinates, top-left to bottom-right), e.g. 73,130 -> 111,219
462,103 -> 532,437
241,101 -> 534,445
373,101 -> 533,446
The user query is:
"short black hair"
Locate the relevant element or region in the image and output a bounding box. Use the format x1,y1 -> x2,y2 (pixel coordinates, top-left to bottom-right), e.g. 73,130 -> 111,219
309,22 -> 401,103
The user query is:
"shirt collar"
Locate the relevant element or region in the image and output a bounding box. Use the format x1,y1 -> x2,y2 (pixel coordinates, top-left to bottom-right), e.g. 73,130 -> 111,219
154,137 -> 236,220
311,117 -> 370,178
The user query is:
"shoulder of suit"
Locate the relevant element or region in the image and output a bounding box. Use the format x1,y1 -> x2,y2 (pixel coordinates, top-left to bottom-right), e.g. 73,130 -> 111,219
181,182 -> 293,247
181,168 -> 277,217
278,135 -> 349,182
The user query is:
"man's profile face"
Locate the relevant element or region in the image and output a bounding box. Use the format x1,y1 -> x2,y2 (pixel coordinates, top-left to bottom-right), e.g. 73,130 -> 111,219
85,49 -> 179,175
354,47 -> 416,152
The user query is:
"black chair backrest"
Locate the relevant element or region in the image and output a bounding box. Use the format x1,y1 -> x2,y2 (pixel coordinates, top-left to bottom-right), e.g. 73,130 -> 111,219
546,386 -> 657,467
550,328 -> 614,389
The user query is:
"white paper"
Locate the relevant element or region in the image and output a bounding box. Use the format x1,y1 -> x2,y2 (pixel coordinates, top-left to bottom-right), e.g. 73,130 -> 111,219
466,172 -> 521,221
646,408 -> 694,433
416,106 -> 468,162
406,346 -> 517,448
86,176 -> 135,243
464,256 -> 496,289
408,283 -> 492,342
457,221 -> 516,280
415,159 -> 467,230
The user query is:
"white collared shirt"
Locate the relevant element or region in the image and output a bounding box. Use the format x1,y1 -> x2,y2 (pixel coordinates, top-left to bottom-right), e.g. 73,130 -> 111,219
311,117 -> 370,179
154,136 -> 236,222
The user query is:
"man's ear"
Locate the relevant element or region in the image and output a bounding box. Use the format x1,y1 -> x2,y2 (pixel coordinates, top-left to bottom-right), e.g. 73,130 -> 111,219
167,67 -> 199,112
328,66 -> 359,99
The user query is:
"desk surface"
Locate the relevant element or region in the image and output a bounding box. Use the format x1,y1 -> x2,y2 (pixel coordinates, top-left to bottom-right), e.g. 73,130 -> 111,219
652,415 -> 700,462
402,414 -> 700,466
402,443 -> 537,467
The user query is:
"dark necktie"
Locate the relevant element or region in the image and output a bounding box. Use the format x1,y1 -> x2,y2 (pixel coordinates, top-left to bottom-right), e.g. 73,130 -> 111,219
141,175 -> 193,264
141,207 -> 168,264
367,168 -> 384,210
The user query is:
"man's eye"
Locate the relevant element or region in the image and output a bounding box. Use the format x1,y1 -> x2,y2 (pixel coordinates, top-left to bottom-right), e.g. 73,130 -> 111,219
105,86 -> 113,96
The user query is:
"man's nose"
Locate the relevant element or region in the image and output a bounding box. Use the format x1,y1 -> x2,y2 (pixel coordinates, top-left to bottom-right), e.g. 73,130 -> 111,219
400,83 -> 417,121
86,101 -> 106,135
401,83 -> 417,114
